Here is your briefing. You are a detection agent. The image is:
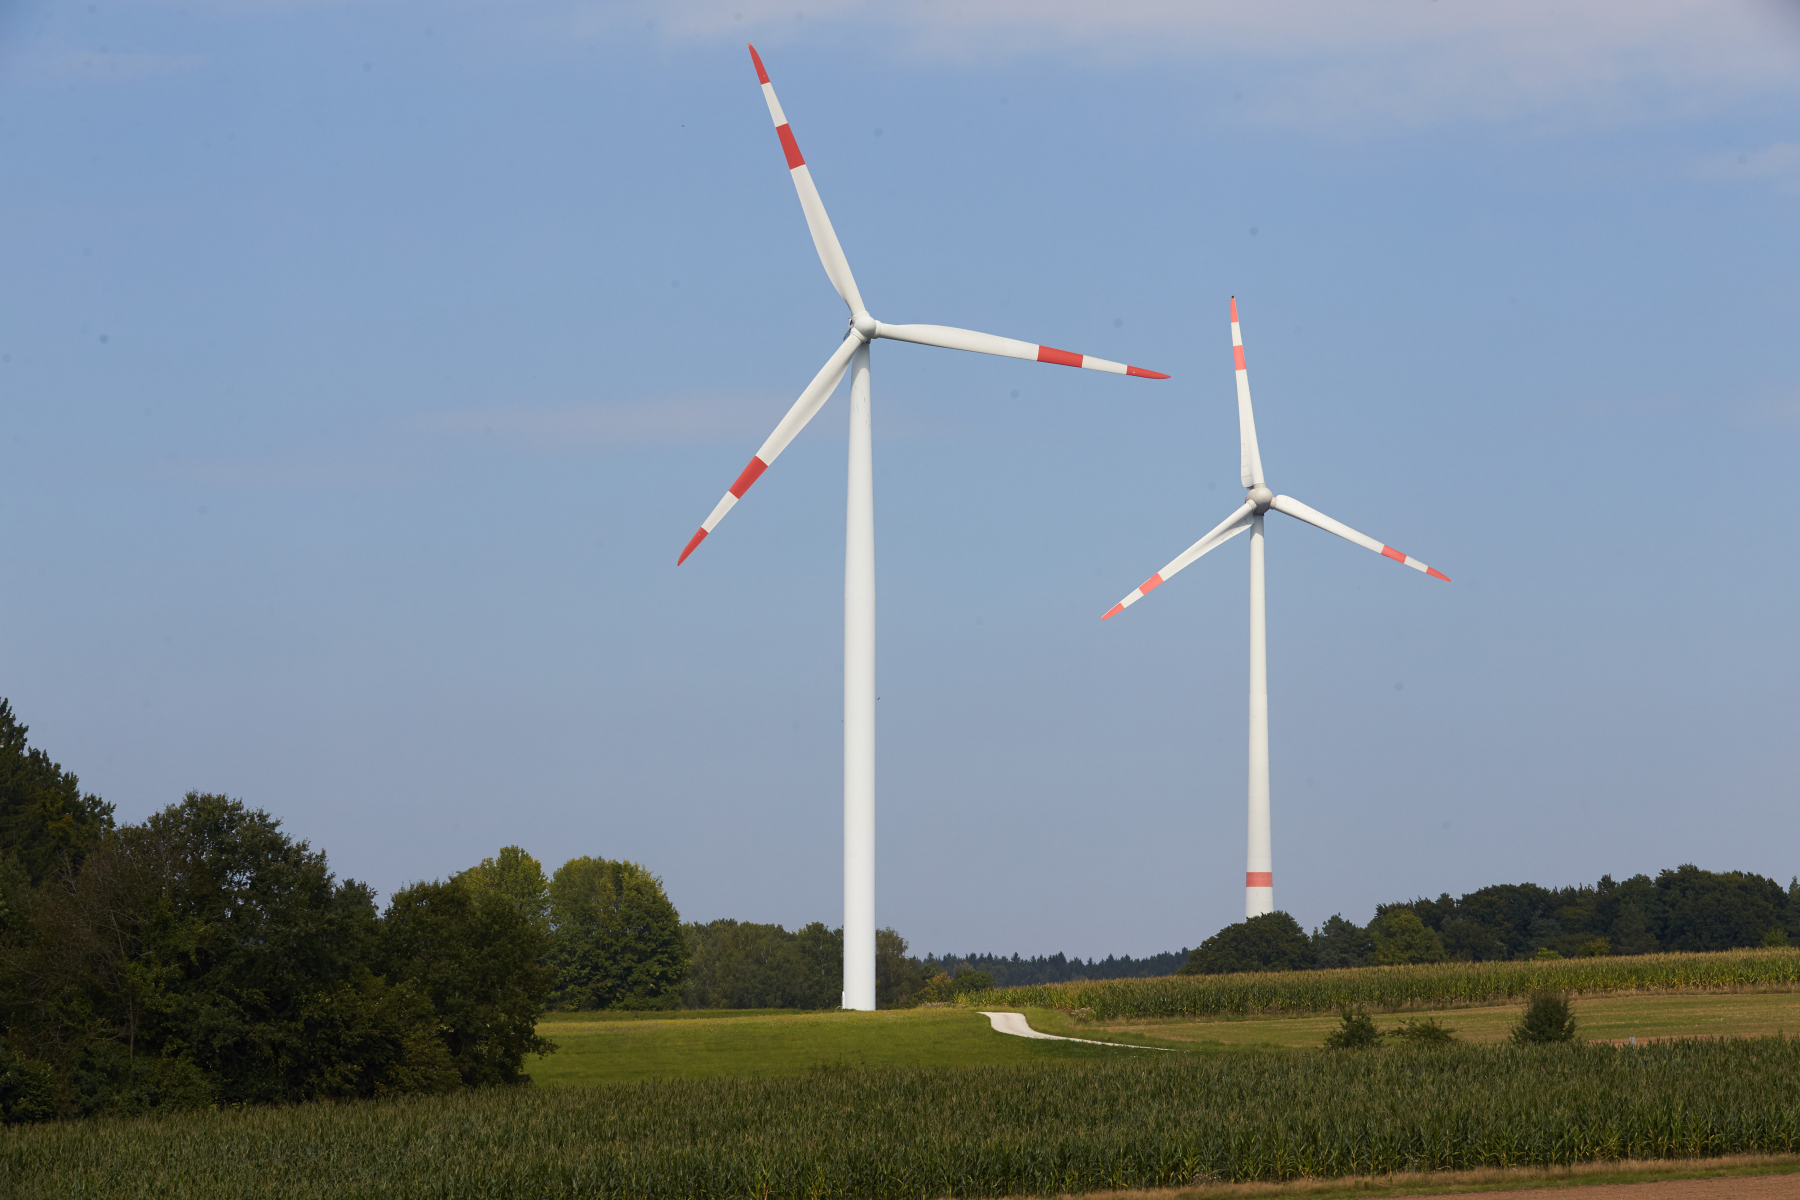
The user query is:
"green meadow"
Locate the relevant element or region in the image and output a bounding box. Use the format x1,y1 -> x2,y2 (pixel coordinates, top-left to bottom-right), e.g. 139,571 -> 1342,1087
521,985 -> 1800,1086
526,1005 -> 1118,1084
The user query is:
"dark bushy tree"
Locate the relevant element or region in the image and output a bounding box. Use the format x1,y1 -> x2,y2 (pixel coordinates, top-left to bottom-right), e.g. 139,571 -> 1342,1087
0,699 -> 115,885
1181,912 -> 1313,975
1311,914 -> 1373,969
378,878 -> 554,1086
0,792 -> 459,1115
1655,865 -> 1788,951
1371,908 -> 1447,965
684,919 -> 835,1010
876,927 -> 927,1008
548,857 -> 689,1010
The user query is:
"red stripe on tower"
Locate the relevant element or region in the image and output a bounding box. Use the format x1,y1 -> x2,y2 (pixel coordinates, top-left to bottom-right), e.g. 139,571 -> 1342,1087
776,125 -> 805,169
1381,546 -> 1407,563
678,528 -> 708,565
748,44 -> 770,85
1036,345 -> 1083,368
1246,872 -> 1273,887
1233,345 -> 1247,371
1126,365 -> 1171,379
729,457 -> 769,498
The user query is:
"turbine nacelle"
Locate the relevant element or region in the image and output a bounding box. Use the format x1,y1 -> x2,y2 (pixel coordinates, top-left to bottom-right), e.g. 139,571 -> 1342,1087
851,310 -> 879,341
1247,485 -> 1274,513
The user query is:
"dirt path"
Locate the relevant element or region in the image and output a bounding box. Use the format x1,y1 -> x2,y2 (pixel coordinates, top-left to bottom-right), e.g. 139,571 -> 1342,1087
977,1010 -> 1167,1048
1402,1175 -> 1800,1199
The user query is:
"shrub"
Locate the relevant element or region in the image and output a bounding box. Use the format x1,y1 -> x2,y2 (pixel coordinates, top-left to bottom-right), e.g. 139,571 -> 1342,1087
1323,1006 -> 1381,1049
1388,1017 -> 1457,1045
1511,991 -> 1577,1044
1577,938 -> 1610,957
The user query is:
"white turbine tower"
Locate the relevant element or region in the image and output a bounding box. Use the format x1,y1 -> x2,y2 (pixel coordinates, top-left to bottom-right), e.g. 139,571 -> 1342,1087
1102,298 -> 1449,920
680,46 -> 1169,1011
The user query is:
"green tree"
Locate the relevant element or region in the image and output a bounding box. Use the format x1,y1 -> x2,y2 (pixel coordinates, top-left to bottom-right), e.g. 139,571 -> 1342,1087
548,857 -> 689,1010
1655,865 -> 1787,951
876,927 -> 927,1008
684,919 -> 821,1009
378,877 -> 555,1086
1181,912 -> 1313,975
1610,904 -> 1659,955
1370,908 -> 1447,965
0,792 -> 436,1113
458,846 -> 550,930
1511,991 -> 1577,1044
0,699 -> 115,886
1311,914 -> 1372,969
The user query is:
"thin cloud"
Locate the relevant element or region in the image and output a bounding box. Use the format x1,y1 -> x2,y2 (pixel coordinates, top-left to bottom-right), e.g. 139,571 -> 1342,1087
423,397 -> 788,448
10,44 -> 204,87
1700,142 -> 1800,195
605,0 -> 1800,130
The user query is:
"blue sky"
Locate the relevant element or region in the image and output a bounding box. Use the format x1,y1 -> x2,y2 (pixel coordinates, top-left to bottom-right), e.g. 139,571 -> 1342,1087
2,0 -> 1797,958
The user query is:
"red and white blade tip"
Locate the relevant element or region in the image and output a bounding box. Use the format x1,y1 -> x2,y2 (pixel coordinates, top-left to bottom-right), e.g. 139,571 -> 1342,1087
1101,573 -> 1163,619
748,44 -> 769,84
1036,344 -> 1168,378
1230,296 -> 1239,322
678,455 -> 773,565
1378,544 -> 1451,582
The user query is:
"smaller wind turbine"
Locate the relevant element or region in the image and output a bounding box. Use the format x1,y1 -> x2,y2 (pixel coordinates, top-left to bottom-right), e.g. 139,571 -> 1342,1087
1102,298 -> 1449,920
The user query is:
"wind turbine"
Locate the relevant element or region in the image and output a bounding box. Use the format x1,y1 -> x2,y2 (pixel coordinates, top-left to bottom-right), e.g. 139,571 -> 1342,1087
679,46 -> 1169,1011
1101,298 -> 1448,920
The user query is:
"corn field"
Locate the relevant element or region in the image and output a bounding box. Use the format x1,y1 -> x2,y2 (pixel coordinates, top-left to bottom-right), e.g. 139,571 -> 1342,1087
965,948 -> 1800,1019
5,1038 -> 1800,1198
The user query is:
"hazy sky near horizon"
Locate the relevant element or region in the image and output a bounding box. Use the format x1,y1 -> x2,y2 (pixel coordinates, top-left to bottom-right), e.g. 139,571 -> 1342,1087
2,0 -> 1798,959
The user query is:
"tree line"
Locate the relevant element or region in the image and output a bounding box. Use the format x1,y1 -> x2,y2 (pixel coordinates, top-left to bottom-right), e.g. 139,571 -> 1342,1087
1184,868 -> 1800,974
0,699 -> 700,1121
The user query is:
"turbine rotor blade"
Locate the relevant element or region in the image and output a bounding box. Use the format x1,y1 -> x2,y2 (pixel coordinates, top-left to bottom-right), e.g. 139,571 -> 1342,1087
748,46 -> 865,314
1101,501 -> 1257,619
1231,297 -> 1266,489
678,333 -> 863,564
1270,495 -> 1450,581
875,322 -> 1169,379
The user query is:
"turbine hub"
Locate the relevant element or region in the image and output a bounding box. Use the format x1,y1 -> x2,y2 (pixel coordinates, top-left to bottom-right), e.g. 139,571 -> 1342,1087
851,310 -> 879,341
1248,485 -> 1274,512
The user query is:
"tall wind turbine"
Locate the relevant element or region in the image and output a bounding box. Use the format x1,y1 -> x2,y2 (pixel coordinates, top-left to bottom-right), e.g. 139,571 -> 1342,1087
679,46 -> 1169,1011
1102,298 -> 1448,920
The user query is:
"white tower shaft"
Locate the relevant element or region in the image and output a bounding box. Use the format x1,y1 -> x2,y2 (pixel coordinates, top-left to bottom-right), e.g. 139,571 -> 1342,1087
842,343 -> 877,1010
1246,513 -> 1273,918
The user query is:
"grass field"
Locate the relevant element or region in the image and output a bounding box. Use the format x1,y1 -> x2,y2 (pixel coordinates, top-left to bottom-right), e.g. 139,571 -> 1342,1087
1022,989 -> 1800,1052
9,1039 -> 1800,1198
526,988 -> 1800,1085
528,1005 -> 1120,1084
967,949 -> 1800,1019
